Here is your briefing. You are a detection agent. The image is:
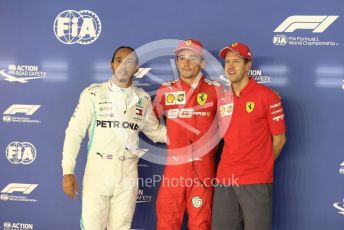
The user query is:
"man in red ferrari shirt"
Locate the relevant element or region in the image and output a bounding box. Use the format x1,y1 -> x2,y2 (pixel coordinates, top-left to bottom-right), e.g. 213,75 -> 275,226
154,39 -> 223,230
212,42 -> 287,230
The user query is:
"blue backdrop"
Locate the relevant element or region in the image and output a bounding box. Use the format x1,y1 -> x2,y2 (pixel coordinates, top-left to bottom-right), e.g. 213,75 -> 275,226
0,0 -> 344,229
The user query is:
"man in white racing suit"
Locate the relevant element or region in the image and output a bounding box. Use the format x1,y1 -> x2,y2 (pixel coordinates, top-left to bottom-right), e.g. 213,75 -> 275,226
62,46 -> 167,230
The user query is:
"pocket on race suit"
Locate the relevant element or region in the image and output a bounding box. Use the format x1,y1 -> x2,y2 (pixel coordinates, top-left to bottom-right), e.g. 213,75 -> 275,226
121,148 -> 140,162
120,148 -> 139,186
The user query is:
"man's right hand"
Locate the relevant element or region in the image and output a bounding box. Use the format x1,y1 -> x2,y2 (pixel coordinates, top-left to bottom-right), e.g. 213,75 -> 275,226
62,174 -> 78,199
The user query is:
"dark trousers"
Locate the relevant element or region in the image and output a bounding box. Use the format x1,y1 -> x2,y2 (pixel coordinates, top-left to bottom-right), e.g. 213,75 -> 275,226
211,183 -> 273,230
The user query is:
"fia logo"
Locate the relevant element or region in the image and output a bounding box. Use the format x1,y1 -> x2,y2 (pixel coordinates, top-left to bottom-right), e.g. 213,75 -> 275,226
6,142 -> 37,165
53,10 -> 101,45
272,35 -> 288,46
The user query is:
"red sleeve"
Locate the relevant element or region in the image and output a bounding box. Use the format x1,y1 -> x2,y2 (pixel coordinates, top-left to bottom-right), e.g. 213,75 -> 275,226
266,90 -> 286,135
217,89 -> 234,137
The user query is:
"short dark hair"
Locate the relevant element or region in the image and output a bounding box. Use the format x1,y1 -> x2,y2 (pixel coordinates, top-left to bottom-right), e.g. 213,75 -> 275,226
111,46 -> 139,64
243,58 -> 250,64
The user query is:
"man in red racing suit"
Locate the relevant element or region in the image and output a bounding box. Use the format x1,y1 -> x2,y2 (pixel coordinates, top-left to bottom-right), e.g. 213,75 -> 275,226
154,39 -> 223,230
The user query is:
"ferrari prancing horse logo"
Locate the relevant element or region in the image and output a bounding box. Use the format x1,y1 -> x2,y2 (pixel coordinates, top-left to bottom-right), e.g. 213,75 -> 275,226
246,102 -> 255,113
197,93 -> 208,105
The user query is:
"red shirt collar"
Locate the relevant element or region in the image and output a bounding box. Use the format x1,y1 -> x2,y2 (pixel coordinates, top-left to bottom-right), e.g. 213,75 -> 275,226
179,75 -> 205,91
237,77 -> 256,97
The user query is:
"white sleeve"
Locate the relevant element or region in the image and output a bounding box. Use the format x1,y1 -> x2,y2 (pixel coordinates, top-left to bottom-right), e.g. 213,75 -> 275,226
61,88 -> 94,175
141,96 -> 167,143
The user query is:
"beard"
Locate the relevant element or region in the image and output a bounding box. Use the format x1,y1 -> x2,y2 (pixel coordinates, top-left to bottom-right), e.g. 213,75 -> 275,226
227,75 -> 238,83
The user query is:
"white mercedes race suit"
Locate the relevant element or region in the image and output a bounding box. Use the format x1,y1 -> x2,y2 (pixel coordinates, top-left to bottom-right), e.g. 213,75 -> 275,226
62,80 -> 166,230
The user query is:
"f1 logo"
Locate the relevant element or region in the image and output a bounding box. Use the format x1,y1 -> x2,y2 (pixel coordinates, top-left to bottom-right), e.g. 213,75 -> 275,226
134,68 -> 151,79
1,183 -> 38,194
3,104 -> 40,115
274,15 -> 339,33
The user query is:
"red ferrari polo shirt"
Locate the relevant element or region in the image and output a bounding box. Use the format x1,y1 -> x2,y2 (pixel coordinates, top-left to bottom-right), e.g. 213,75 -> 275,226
217,78 -> 286,185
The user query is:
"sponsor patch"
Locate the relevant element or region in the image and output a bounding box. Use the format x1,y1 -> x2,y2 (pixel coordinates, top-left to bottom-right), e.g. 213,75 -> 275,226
220,103 -> 233,117
246,102 -> 255,113
197,92 -> 208,105
165,91 -> 186,105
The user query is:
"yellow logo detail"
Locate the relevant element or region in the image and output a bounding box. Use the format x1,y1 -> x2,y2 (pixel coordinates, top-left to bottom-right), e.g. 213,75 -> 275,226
197,93 -> 208,105
185,40 -> 192,46
220,106 -> 226,117
246,102 -> 255,113
166,94 -> 175,104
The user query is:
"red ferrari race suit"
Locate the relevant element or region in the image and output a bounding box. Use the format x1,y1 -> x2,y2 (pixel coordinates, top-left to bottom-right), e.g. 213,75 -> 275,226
154,74 -> 223,230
